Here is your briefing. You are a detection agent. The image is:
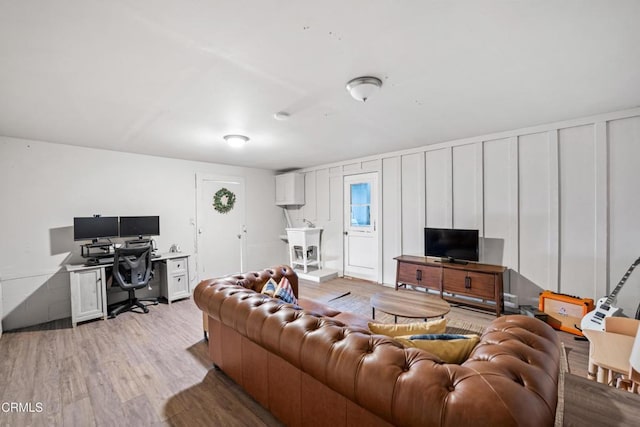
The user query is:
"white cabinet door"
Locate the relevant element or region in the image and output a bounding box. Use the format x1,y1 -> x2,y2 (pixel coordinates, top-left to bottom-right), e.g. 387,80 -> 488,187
70,267 -> 106,327
275,173 -> 305,205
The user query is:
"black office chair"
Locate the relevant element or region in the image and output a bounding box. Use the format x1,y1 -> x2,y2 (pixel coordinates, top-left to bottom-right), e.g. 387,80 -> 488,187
109,244 -> 158,318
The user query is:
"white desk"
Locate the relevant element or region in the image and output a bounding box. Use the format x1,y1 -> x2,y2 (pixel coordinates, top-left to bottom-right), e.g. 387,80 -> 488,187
66,252 -> 191,327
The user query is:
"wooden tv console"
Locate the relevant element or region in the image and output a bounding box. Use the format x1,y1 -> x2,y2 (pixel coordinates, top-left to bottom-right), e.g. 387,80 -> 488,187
394,255 -> 507,317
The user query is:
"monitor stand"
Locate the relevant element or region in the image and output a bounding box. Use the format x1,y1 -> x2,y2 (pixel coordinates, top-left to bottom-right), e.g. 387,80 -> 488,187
125,236 -> 151,247
81,240 -> 113,259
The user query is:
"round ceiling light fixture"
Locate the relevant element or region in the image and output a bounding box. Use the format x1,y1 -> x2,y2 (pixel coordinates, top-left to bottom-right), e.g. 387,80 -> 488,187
223,134 -> 249,148
346,76 -> 382,102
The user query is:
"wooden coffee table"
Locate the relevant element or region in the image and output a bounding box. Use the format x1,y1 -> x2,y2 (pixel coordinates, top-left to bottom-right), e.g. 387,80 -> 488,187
370,289 -> 451,323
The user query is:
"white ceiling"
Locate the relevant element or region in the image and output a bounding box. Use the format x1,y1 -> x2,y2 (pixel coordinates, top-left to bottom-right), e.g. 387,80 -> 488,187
1,1 -> 639,171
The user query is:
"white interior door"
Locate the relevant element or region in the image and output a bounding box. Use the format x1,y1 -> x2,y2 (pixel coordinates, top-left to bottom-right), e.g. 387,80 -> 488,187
344,172 -> 379,282
196,174 -> 246,281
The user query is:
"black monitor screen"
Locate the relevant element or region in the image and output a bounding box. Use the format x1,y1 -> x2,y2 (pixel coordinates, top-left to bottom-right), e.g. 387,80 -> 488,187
425,228 -> 479,262
73,217 -> 119,241
119,216 -> 160,237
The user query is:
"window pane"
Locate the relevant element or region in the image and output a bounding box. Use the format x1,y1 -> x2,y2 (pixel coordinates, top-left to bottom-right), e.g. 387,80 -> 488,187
351,206 -> 371,226
351,183 -> 370,205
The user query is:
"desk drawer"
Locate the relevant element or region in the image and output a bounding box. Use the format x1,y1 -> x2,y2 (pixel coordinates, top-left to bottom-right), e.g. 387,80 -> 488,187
167,257 -> 187,274
397,262 -> 440,288
443,269 -> 495,299
171,273 -> 189,296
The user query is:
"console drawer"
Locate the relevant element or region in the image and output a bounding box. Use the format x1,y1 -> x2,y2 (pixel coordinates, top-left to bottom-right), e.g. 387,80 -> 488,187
443,269 -> 495,299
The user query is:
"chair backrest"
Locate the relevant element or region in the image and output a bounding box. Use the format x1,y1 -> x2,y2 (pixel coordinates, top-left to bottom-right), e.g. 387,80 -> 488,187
113,245 -> 153,290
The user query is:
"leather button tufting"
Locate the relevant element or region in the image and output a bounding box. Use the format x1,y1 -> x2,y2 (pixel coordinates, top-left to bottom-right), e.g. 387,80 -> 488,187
448,385 -> 455,392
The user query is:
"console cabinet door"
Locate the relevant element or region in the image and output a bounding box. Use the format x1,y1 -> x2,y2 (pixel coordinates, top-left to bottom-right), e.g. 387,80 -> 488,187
70,267 -> 106,327
443,269 -> 495,299
397,262 -> 441,290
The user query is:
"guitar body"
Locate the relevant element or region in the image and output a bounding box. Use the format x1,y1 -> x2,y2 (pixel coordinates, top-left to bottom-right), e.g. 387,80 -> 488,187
581,255 -> 640,332
580,297 -> 624,331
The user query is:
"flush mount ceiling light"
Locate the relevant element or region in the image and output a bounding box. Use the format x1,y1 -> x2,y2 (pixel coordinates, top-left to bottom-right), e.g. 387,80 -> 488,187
346,76 -> 383,102
223,134 -> 249,148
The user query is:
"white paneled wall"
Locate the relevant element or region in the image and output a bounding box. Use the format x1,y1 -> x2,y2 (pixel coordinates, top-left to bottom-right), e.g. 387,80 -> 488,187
289,107 -> 640,316
382,157 -> 402,285
452,143 -> 483,232
518,132 -> 553,297
401,154 -> 425,256
425,148 -> 452,228
303,171 -> 317,222
558,125 -> 597,298
483,137 -> 518,268
609,117 -> 640,317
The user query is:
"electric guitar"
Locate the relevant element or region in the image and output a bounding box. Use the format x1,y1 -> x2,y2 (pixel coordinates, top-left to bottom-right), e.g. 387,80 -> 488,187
580,256 -> 640,331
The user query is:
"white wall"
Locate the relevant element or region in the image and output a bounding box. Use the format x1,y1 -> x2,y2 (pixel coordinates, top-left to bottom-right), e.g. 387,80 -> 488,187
289,107 -> 640,316
0,136 -> 285,330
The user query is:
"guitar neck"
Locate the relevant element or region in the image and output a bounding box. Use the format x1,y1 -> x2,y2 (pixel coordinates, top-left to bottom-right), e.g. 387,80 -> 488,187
605,257 -> 640,304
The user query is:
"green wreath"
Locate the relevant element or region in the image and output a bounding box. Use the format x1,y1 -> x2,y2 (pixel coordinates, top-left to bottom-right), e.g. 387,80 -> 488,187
213,188 -> 236,214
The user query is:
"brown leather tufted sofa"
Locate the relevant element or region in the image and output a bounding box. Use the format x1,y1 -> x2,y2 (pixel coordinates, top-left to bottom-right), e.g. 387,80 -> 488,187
194,266 -> 561,427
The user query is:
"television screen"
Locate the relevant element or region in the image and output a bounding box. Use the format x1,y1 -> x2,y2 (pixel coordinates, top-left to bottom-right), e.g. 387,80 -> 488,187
73,216 -> 119,241
424,228 -> 479,262
119,216 -> 160,237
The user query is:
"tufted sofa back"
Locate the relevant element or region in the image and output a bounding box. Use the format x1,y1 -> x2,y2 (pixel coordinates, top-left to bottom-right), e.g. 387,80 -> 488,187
195,267 -> 560,427
194,264 -> 298,301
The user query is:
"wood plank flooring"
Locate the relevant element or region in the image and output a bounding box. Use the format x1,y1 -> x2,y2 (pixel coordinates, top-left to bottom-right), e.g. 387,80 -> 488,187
0,276 -> 594,426
0,298 -> 281,427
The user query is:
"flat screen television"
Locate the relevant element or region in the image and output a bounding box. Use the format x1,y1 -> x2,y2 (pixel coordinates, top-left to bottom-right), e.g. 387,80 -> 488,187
73,216 -> 119,242
424,227 -> 479,264
119,216 -> 160,238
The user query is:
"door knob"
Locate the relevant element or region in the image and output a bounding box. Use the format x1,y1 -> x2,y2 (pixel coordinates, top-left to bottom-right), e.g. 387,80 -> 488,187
198,228 -> 203,234
237,234 -> 241,239
343,231 -> 348,235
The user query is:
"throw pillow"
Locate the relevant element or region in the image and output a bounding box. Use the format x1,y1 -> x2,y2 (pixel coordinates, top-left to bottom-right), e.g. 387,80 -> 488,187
260,278 -> 278,297
367,318 -> 447,337
274,277 -> 297,305
395,334 -> 480,364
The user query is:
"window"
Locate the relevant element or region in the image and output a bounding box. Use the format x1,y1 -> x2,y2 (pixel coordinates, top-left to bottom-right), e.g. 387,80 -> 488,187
350,183 -> 371,227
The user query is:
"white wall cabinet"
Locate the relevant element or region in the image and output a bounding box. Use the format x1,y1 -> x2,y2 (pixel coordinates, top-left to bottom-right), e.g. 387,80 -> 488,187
275,173 -> 305,206
69,266 -> 107,327
159,256 -> 190,303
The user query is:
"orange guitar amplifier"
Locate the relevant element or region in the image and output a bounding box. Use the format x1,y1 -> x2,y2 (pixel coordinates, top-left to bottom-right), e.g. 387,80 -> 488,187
538,291 -> 594,336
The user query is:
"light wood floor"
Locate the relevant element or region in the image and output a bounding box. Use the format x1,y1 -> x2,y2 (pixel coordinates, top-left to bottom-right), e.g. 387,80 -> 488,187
0,276 -> 591,426
0,297 -> 281,426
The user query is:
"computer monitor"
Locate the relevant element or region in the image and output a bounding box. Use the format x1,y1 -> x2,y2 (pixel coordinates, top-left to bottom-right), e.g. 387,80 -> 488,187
73,216 -> 119,243
119,216 -> 160,239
